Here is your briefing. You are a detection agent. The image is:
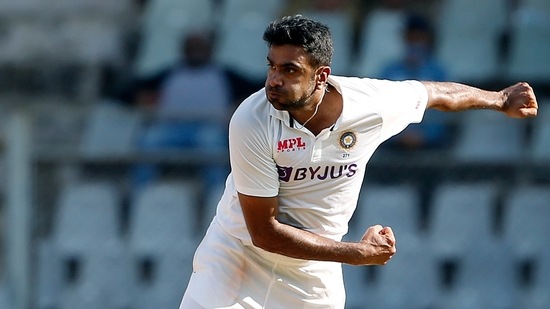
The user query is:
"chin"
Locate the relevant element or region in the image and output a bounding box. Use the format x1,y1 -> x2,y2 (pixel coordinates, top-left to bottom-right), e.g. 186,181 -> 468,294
269,100 -> 288,111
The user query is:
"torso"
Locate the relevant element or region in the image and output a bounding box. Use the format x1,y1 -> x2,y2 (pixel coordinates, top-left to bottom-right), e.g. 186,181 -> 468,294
218,76 -> 428,243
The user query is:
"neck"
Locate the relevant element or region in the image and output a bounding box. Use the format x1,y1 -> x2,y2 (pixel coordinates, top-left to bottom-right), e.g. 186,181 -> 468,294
294,86 -> 328,130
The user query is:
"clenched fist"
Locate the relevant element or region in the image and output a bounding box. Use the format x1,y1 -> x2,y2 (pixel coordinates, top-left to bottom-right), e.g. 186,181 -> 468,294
501,82 -> 538,118
356,225 -> 397,265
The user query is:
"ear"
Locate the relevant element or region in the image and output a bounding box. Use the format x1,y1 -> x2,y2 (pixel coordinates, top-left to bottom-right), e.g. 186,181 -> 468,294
316,66 -> 331,90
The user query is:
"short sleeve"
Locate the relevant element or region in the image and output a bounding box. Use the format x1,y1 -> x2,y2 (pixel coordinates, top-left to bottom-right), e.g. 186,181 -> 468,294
376,80 -> 429,141
228,101 -> 280,197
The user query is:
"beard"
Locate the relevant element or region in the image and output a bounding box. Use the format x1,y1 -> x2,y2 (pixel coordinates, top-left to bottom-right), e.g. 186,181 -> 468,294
266,78 -> 317,111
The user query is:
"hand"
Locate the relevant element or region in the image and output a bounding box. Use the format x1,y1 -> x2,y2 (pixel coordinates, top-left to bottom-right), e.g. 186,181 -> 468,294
358,225 -> 396,265
501,82 -> 538,118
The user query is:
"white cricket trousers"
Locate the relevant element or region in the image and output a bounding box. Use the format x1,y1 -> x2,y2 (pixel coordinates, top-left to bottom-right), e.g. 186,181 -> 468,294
180,218 -> 345,309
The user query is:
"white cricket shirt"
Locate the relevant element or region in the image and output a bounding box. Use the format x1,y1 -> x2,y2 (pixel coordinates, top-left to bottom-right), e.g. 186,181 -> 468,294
216,76 -> 428,245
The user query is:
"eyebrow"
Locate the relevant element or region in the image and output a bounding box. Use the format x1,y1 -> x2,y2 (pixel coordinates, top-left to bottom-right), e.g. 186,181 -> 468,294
266,56 -> 304,70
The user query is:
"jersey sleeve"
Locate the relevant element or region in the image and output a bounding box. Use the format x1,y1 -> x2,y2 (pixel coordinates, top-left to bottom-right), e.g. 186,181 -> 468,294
377,79 -> 428,141
228,101 -> 280,197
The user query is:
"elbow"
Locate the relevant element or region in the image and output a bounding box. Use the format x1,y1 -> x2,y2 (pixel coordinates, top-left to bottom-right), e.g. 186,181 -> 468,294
248,220 -> 281,252
250,234 -> 270,250
250,232 -> 277,252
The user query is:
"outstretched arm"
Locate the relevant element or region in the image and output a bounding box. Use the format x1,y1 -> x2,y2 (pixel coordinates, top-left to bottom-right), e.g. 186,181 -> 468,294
423,81 -> 538,118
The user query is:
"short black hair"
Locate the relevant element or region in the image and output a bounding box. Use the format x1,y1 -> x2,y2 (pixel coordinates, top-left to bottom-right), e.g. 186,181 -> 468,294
263,15 -> 333,68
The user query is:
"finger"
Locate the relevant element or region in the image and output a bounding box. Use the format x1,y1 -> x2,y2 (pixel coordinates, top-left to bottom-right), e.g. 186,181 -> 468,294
521,84 -> 538,108
380,227 -> 396,245
521,107 -> 538,117
369,224 -> 383,234
379,226 -> 393,236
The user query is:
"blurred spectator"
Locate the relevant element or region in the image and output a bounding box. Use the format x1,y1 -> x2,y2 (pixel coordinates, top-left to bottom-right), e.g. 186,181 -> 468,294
355,0 -> 409,77
132,29 -> 233,192
378,14 -> 452,151
378,14 -> 447,81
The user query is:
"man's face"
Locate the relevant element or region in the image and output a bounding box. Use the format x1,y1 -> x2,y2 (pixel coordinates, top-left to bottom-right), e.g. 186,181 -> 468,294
265,44 -> 319,111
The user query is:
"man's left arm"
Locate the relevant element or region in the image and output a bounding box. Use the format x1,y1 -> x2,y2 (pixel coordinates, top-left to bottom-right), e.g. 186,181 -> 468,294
422,81 -> 538,118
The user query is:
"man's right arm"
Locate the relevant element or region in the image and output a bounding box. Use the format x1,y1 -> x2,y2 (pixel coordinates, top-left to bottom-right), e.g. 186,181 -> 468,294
238,192 -> 396,266
423,81 -> 538,118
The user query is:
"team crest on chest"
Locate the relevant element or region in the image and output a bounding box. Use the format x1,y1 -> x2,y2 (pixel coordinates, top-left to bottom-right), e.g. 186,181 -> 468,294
339,131 -> 357,150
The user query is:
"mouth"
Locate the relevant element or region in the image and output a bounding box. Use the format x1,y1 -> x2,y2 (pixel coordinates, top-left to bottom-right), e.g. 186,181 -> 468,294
266,88 -> 283,100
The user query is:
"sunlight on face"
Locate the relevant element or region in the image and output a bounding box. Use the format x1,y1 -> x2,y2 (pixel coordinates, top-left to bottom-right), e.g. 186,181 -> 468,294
265,44 -> 318,111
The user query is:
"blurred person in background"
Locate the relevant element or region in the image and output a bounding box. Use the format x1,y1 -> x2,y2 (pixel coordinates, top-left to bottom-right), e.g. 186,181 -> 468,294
379,13 -> 446,81
132,29 -> 233,192
354,0 -> 410,77
378,13 -> 451,151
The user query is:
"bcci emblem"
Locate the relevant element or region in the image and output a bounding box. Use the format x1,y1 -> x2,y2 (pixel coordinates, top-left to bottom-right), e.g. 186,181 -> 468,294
339,131 -> 357,150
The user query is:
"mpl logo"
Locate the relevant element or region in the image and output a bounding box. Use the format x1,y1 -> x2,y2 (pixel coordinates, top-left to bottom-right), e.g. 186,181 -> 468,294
277,137 -> 306,152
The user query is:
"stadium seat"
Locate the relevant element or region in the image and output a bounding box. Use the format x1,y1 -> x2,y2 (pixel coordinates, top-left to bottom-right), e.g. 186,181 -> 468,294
0,154 -> 5,196
0,21 -> 57,64
342,263 -> 374,309
348,183 -> 421,248
523,0 -> 550,11
34,239 -> 63,309
518,248 -> 550,309
354,8 -> 406,77
0,0 -> 45,18
452,110 -> 526,163
215,0 -> 285,82
501,185 -> 550,259
79,101 -> 143,158
128,180 -> 200,308
130,248 -> 194,309
506,7 -> 550,82
530,101 -> 550,162
367,245 -> 439,309
56,18 -> 126,66
48,182 -> 130,308
0,279 -> 12,309
428,182 -> 498,258
58,247 -> 134,309
133,0 -> 215,77
128,180 -> 201,254
28,102 -> 85,155
435,0 -> 507,82
344,183 -> 423,308
436,240 -> 520,309
52,0 -> 133,17
52,181 -> 122,255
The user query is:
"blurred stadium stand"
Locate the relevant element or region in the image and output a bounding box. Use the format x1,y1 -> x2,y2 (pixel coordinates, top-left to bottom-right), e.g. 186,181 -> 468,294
435,0 -> 508,84
0,0 -> 548,308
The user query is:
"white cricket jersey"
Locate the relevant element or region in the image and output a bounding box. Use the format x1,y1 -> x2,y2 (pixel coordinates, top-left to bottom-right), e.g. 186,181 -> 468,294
216,76 -> 428,245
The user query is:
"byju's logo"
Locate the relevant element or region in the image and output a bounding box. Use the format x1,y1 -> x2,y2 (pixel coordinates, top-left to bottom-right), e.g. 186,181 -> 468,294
277,137 -> 306,152
277,165 -> 294,182
277,164 -> 358,182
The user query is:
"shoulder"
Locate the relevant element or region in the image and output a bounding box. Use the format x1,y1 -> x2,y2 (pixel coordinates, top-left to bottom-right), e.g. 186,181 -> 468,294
329,75 -> 425,96
229,89 -> 276,156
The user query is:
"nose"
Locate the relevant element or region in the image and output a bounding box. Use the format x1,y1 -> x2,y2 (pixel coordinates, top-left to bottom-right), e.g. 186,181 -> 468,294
267,69 -> 283,88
